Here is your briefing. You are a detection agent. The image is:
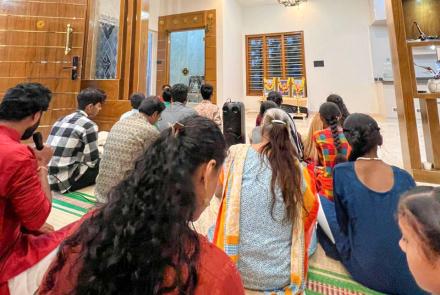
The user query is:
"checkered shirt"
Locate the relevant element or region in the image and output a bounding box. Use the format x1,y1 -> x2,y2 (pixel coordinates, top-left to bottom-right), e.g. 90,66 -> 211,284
47,110 -> 100,192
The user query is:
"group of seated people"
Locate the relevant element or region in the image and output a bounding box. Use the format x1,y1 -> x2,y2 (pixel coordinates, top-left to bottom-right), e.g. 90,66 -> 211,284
0,82 -> 439,295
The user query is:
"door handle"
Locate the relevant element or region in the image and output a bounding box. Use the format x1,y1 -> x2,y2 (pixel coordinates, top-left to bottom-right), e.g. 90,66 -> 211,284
64,24 -> 73,55
63,56 -> 79,80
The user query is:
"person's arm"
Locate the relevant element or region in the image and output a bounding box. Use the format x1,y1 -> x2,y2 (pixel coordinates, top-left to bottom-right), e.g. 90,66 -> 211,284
213,106 -> 222,129
9,156 -> 52,231
333,168 -> 349,235
33,144 -> 54,202
82,124 -> 100,167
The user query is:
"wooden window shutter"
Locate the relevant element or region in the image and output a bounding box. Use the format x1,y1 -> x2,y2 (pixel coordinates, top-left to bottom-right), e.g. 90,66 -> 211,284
246,31 -> 306,96
246,36 -> 264,96
265,35 -> 283,79
284,33 -> 305,79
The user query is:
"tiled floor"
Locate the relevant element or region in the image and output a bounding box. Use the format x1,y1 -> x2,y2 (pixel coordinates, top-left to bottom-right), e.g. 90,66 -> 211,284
73,113 -> 438,236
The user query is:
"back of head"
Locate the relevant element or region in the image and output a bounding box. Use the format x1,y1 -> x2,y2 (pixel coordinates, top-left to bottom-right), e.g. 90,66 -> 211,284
259,101 -> 278,116
130,93 -> 146,110
261,108 -> 303,224
200,84 -> 213,100
138,96 -> 166,116
162,89 -> 172,103
303,113 -> 324,160
399,186 -> 440,260
343,113 -> 382,161
0,83 -> 52,121
327,94 -> 350,124
42,116 -> 226,295
77,88 -> 107,110
267,91 -> 283,106
171,84 -> 189,103
162,84 -> 171,91
319,102 -> 346,164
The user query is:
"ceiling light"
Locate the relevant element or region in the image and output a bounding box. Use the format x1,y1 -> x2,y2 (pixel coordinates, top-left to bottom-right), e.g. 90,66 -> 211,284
278,0 -> 307,7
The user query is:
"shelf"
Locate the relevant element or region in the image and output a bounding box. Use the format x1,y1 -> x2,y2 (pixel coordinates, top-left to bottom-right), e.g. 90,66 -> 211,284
413,169 -> 440,185
414,92 -> 440,100
407,40 -> 440,48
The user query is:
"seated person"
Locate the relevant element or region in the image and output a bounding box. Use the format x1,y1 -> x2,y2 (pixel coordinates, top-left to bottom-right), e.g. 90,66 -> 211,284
313,102 -> 350,200
318,113 -> 426,295
47,88 -> 106,193
214,108 -> 318,293
194,84 -> 222,129
119,93 -> 146,121
302,113 -> 323,162
249,100 -> 277,144
0,83 -> 75,294
162,88 -> 172,108
398,186 -> 440,295
95,96 -> 165,202
326,94 -> 350,126
39,116 -> 245,295
157,84 -> 197,131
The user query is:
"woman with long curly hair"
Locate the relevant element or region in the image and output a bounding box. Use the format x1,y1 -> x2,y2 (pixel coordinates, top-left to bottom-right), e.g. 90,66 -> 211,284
39,116 -> 244,295
313,102 -> 350,200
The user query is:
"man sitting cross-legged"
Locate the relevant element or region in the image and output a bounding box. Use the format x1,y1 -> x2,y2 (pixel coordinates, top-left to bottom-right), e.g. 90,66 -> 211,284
0,83 -> 76,294
47,88 -> 106,193
95,96 -> 165,203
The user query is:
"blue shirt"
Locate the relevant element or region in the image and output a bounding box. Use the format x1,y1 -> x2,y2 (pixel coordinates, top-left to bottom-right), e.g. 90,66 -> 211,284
236,148 -> 305,290
333,162 -> 425,295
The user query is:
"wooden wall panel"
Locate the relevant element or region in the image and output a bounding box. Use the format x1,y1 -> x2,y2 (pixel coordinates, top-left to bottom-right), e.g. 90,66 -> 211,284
402,0 -> 440,40
0,0 -> 87,140
156,10 -> 217,103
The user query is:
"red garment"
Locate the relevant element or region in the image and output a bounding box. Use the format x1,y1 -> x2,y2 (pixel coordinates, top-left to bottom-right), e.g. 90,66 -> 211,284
0,126 -> 74,294
313,128 -> 351,200
255,114 -> 262,127
39,233 -> 244,295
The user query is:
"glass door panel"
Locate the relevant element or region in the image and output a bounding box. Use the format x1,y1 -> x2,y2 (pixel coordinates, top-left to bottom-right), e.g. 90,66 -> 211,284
169,29 -> 205,103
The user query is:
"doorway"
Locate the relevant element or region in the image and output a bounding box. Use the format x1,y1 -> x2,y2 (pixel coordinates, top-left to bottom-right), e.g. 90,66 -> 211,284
156,10 -> 217,104
169,29 -> 205,103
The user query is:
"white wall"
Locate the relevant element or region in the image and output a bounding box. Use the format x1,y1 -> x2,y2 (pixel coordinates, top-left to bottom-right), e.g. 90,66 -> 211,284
242,0 -> 378,114
159,0 -> 219,16
221,0 -> 244,107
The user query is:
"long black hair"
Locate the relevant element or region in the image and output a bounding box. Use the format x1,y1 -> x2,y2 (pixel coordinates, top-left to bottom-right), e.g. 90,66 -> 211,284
41,115 -> 226,295
343,113 -> 382,161
398,186 -> 440,260
327,94 -> 350,125
319,102 -> 346,164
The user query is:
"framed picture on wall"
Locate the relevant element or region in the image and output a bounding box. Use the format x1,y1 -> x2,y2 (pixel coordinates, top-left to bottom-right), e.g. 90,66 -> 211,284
263,78 -> 277,97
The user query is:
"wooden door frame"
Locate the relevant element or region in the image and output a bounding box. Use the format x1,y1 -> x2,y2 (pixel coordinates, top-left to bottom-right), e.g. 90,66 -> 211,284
81,0 -> 150,130
156,10 -> 217,104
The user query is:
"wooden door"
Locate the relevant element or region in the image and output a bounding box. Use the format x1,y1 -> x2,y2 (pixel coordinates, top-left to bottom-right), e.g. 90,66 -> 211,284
0,0 -> 88,138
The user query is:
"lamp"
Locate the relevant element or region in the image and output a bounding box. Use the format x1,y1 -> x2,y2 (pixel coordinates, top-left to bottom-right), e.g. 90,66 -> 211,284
278,0 -> 307,7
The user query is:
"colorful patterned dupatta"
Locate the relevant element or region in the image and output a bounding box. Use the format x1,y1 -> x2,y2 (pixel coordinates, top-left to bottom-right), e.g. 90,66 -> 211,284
213,144 -> 319,294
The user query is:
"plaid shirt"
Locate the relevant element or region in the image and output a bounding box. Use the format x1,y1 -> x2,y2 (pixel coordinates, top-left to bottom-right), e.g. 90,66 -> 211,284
47,110 -> 100,192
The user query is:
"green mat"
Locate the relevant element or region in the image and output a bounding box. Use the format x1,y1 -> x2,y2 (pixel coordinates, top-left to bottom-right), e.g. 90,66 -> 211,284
52,192 -> 386,295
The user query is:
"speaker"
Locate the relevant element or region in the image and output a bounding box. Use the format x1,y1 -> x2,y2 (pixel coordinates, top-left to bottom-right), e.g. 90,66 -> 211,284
223,101 -> 246,147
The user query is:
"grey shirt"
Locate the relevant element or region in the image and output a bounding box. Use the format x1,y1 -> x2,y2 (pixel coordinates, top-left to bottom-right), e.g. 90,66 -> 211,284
156,102 -> 197,131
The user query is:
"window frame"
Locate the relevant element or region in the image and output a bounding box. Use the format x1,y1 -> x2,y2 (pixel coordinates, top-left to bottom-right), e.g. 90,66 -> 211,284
245,31 -> 307,97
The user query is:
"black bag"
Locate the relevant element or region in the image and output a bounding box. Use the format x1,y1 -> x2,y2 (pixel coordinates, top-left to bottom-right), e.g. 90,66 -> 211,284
222,101 -> 246,147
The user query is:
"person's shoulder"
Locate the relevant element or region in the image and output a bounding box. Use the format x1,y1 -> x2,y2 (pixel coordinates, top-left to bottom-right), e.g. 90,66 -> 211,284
334,162 -> 354,174
392,166 -> 415,184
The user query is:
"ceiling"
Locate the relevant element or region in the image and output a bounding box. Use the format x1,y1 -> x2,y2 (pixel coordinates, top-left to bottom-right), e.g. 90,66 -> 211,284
236,0 -> 278,7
